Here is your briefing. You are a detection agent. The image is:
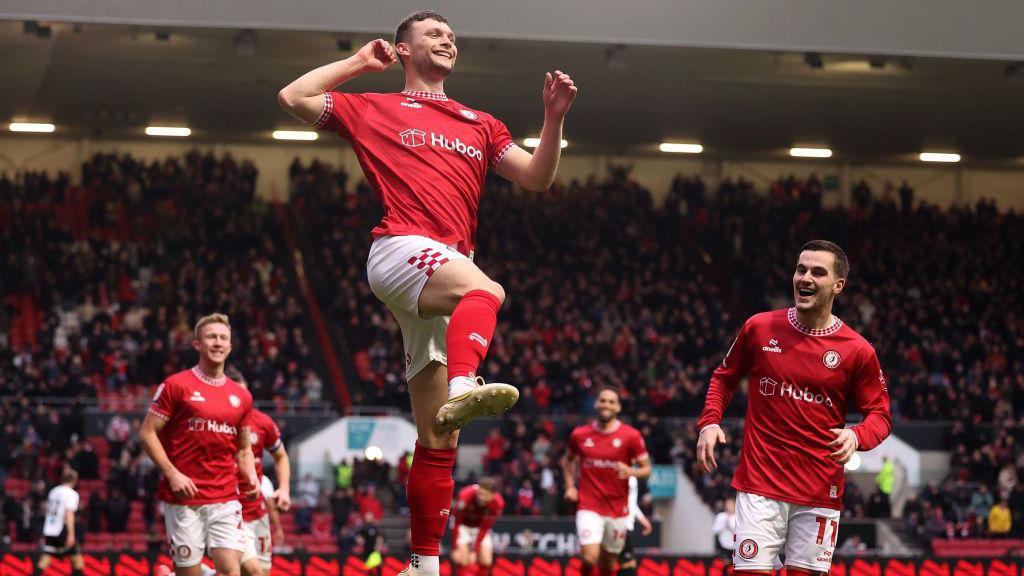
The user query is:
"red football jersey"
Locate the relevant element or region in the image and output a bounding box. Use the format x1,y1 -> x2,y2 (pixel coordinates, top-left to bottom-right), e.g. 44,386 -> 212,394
568,421 -> 648,517
149,367 -> 253,505
240,409 -> 282,521
453,484 -> 505,529
698,308 -> 891,509
315,90 -> 516,255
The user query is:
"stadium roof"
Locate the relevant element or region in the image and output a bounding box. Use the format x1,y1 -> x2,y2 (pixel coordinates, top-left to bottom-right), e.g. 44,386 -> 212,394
3,21 -> 1023,162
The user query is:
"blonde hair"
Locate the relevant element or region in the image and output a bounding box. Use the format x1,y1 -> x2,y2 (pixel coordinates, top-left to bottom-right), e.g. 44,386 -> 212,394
194,313 -> 231,340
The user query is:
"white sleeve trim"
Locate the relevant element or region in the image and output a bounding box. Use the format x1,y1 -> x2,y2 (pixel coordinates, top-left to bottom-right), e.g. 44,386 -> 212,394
148,407 -> 170,421
312,92 -> 333,129
491,141 -> 517,169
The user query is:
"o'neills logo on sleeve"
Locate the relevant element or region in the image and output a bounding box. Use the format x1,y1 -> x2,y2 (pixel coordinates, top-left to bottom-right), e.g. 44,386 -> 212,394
187,418 -> 238,435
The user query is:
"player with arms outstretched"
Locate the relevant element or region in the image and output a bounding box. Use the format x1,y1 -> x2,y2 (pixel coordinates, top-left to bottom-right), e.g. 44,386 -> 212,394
278,10 -> 577,576
562,388 -> 651,576
451,479 -> 505,576
697,240 -> 891,576
139,314 -> 260,576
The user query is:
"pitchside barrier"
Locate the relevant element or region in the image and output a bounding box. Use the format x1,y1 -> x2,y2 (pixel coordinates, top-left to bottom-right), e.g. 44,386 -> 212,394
5,554 -> 1024,576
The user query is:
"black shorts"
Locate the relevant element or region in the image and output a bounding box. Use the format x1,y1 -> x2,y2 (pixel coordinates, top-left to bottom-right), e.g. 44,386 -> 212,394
619,530 -> 635,563
42,528 -> 81,556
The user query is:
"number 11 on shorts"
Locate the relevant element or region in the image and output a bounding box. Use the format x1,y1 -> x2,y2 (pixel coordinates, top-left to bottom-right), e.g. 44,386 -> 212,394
814,516 -> 838,547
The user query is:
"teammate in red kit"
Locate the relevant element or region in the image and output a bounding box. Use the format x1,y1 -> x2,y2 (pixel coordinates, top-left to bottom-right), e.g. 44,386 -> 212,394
562,388 -> 651,576
697,240 -> 891,576
451,479 -> 504,576
139,314 -> 260,576
228,369 -> 291,576
278,10 -> 576,576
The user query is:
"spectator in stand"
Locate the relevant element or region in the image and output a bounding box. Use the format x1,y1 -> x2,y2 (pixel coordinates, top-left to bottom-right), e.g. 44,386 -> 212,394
989,499 -> 1012,538
105,487 -> 130,532
106,414 -> 131,461
357,485 -> 385,522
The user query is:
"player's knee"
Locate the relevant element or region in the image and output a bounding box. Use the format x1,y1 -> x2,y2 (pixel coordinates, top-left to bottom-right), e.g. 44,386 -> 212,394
485,281 -> 505,307
422,426 -> 460,449
580,548 -> 600,565
217,567 -> 242,576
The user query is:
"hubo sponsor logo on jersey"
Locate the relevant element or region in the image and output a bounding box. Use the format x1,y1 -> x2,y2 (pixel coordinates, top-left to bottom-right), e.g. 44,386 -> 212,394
759,377 -> 833,407
582,458 -> 622,469
187,417 -> 238,435
398,129 -> 483,161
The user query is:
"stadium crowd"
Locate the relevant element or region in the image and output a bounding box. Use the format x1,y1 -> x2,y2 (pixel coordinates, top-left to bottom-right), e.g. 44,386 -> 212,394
290,159 -> 1024,544
2,151 -> 1023,551
0,152 -> 327,408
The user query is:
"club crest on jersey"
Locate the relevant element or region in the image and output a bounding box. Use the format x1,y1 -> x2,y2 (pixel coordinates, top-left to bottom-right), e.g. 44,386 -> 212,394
612,438 -> 622,448
229,394 -> 241,408
249,430 -> 259,444
189,390 -> 206,402
459,109 -> 478,120
822,350 -> 842,369
762,337 -> 782,353
738,539 -> 758,559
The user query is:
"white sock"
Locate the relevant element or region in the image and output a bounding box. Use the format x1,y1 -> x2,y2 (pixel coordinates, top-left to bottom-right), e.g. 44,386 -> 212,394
448,375 -> 477,399
409,553 -> 440,575
200,564 -> 216,576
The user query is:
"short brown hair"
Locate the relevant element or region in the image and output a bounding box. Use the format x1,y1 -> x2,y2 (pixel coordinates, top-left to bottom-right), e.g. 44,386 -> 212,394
801,240 -> 849,279
478,477 -> 498,493
62,467 -> 79,484
194,313 -> 231,340
597,386 -> 622,401
395,10 -> 449,45
395,10 -> 450,66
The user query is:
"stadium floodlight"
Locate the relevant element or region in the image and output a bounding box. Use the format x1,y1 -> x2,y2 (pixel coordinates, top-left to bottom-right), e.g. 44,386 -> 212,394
9,122 -> 55,133
659,142 -> 703,154
273,130 -> 318,141
790,147 -> 832,158
145,126 -> 191,137
523,137 -> 568,149
919,152 -> 960,163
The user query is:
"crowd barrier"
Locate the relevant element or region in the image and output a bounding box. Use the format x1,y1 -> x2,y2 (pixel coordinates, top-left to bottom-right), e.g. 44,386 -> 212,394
4,553 -> 1024,576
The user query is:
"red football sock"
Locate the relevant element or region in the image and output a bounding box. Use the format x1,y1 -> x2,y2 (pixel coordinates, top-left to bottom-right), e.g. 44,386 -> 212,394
599,566 -> 617,576
446,289 -> 500,380
407,442 -> 457,555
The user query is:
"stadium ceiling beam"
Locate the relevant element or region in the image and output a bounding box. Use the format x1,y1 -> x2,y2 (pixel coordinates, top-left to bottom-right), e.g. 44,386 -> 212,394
3,0 -> 1024,61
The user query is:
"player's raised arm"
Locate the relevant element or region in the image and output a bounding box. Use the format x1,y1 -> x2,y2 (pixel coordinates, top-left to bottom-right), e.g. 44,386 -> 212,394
496,70 -> 578,192
278,39 -> 397,125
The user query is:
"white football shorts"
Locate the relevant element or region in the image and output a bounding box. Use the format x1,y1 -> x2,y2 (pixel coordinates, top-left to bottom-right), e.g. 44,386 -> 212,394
366,234 -> 469,379
733,491 -> 840,572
